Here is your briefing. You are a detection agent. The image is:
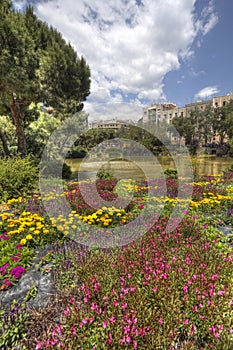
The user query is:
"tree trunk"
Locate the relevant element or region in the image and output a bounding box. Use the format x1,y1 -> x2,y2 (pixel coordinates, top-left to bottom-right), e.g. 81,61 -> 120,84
0,128 -> 10,156
10,100 -> 27,156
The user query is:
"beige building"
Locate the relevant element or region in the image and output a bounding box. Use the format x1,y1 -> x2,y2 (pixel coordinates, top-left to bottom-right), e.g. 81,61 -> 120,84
142,93 -> 233,124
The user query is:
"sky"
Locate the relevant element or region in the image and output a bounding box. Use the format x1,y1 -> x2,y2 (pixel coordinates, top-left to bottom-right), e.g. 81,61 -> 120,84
13,0 -> 233,122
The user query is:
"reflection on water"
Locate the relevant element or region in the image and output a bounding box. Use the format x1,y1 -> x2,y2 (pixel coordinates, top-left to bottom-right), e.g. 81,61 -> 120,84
66,156 -> 233,181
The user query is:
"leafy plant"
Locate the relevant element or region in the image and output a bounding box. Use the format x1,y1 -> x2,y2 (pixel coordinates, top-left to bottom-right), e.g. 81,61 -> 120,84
0,156 -> 38,202
96,168 -> 115,180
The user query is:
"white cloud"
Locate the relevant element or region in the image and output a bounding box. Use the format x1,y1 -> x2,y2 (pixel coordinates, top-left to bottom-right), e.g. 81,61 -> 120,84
13,0 -> 218,120
195,86 -> 219,100
195,0 -> 218,36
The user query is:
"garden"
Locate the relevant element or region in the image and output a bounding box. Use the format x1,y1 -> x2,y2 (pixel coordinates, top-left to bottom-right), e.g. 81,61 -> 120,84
0,160 -> 233,349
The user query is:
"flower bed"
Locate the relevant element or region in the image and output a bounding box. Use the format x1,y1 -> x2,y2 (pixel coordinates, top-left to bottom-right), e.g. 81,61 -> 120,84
0,173 -> 232,349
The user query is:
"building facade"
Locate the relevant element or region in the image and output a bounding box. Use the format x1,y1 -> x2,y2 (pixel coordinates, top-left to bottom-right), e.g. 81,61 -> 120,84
89,119 -> 134,130
142,93 -> 233,124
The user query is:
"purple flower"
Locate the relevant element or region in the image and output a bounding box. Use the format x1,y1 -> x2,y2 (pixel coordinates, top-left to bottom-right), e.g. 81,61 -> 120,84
138,204 -> 144,210
10,266 -> 26,279
0,234 -> 9,241
3,279 -> 12,286
16,244 -> 23,249
0,263 -> 9,276
11,254 -> 21,262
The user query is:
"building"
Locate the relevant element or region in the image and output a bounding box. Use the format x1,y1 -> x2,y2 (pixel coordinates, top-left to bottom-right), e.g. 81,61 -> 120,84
89,119 -> 134,130
142,93 -> 233,125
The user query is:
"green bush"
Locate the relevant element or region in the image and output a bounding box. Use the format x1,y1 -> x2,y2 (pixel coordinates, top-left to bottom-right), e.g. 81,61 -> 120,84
0,156 -> 39,202
96,168 -> 115,180
163,168 -> 178,179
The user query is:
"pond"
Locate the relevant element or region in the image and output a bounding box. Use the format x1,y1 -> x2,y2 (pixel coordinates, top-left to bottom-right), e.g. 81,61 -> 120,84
66,155 -> 233,181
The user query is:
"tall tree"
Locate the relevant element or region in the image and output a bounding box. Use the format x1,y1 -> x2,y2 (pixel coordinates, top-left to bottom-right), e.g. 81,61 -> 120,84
0,2 -> 91,156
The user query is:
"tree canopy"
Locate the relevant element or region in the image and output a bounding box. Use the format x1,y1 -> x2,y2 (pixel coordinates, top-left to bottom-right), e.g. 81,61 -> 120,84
0,1 -> 91,156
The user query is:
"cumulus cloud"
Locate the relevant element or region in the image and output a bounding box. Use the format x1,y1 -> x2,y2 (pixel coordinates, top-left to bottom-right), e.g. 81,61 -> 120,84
13,0 -> 219,120
195,86 -> 219,100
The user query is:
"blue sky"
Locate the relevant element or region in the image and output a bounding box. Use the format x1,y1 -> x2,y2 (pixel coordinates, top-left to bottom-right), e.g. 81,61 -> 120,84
13,0 -> 233,121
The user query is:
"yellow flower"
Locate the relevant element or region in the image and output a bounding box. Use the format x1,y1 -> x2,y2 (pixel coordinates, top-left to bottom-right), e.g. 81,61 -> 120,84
34,230 -> 40,235
26,234 -> 32,240
20,238 -> 27,245
43,229 -> 49,234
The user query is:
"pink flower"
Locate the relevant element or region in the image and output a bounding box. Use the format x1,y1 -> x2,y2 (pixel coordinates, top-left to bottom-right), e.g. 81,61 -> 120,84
36,341 -> 42,350
106,333 -> 112,344
158,318 -> 163,325
94,283 -> 100,292
183,285 -> 188,294
102,321 -> 107,329
122,302 -> 128,309
218,290 -> 225,295
91,302 -> 97,310
189,323 -> 197,335
184,319 -> 189,325
71,326 -> 76,336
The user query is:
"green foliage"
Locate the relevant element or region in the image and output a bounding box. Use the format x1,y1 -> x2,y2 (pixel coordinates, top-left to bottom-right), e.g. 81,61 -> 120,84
164,168 -> 178,179
96,168 -> 115,180
0,156 -> 38,202
0,301 -> 29,349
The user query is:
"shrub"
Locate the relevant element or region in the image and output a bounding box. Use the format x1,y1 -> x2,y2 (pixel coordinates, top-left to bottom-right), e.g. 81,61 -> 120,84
164,168 -> 178,179
96,168 -> 115,180
0,156 -> 39,202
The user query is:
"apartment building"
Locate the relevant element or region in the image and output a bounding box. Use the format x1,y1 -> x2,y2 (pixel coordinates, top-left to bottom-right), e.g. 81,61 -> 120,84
142,93 -> 233,124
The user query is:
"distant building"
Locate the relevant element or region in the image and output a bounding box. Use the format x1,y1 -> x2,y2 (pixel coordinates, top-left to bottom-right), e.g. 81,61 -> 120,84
89,119 -> 134,130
